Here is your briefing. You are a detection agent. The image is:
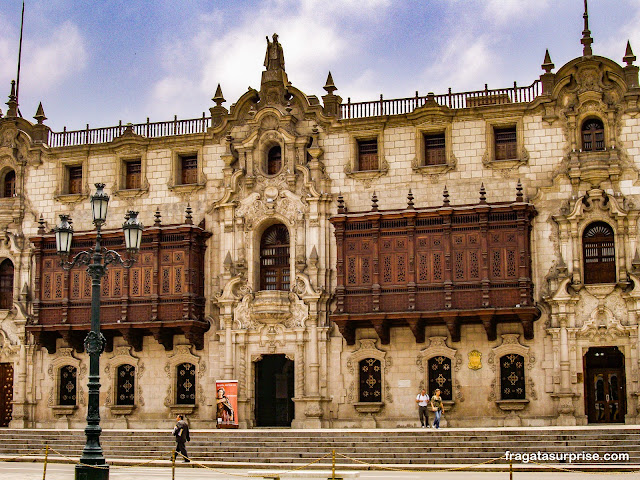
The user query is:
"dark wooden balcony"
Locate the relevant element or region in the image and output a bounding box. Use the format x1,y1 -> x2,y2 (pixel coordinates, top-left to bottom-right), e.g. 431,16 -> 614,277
330,186 -> 540,345
27,221 -> 211,353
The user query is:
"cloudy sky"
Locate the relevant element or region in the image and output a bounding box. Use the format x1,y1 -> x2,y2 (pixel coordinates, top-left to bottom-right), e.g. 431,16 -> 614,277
0,0 -> 638,131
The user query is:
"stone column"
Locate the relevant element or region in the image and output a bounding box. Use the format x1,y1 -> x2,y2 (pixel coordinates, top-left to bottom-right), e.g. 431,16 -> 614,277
559,317 -> 571,392
9,343 -> 28,427
308,317 -> 320,396
224,316 -> 234,378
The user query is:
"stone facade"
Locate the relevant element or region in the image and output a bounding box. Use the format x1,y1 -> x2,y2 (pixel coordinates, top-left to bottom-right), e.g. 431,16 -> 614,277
0,30 -> 640,429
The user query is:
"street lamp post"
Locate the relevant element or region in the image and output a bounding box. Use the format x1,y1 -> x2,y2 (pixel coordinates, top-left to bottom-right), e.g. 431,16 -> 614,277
54,183 -> 143,480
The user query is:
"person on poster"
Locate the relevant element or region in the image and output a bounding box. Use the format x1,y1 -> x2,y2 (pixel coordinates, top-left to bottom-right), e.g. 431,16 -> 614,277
216,387 -> 235,423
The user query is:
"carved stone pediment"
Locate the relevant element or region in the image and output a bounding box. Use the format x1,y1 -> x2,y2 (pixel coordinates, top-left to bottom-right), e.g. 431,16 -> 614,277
233,290 -> 309,330
577,305 -> 633,341
235,188 -> 306,228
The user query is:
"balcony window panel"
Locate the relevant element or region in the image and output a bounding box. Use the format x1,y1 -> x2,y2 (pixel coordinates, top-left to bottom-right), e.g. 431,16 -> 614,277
267,146 -> 282,175
180,155 -> 198,185
0,259 -> 13,309
424,133 -> 446,166
494,127 -> 517,161
68,166 -> 83,194
357,139 -> 379,171
582,119 -> 605,152
125,160 -> 141,190
3,170 -> 15,198
260,225 -> 290,291
583,222 -> 616,284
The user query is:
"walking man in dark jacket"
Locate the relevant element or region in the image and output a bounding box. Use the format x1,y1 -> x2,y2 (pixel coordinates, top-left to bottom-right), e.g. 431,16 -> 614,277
172,414 -> 190,462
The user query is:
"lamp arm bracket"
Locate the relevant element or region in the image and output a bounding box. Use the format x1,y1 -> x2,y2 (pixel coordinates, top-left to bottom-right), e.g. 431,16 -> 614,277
103,249 -> 136,268
59,250 -> 93,271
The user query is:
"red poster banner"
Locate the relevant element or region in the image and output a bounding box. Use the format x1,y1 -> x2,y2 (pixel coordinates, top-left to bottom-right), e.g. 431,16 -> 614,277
215,380 -> 238,428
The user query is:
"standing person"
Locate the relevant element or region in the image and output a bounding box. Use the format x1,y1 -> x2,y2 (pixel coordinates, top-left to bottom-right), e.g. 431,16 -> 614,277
431,389 -> 445,429
415,388 -> 430,428
172,414 -> 191,462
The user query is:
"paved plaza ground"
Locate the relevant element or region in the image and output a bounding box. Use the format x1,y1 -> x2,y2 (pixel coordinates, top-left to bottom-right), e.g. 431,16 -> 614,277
0,462 -> 639,480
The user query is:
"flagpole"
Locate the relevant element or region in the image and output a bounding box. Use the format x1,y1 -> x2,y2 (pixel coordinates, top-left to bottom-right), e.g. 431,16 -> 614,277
15,1 -> 25,116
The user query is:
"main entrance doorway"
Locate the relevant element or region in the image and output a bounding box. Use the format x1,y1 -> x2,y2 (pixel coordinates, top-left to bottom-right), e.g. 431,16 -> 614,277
584,347 -> 626,423
0,363 -> 13,427
255,355 -> 294,427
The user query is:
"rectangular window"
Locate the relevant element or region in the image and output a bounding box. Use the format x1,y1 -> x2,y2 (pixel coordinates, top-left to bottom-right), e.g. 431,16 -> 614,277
68,166 -> 83,194
125,160 -> 142,190
180,155 -> 198,185
494,126 -> 517,161
424,133 -> 446,165
357,139 -> 379,171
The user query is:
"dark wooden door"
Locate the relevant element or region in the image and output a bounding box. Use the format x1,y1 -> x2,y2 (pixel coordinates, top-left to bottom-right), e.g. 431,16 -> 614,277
255,355 -> 294,427
0,363 -> 13,427
585,347 -> 626,423
587,369 -> 625,423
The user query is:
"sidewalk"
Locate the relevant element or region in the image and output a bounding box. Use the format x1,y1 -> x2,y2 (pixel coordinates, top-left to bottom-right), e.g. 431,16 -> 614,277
0,462 -> 638,480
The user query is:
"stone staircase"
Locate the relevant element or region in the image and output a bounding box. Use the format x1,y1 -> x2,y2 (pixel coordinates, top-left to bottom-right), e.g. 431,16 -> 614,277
1,427 -> 639,469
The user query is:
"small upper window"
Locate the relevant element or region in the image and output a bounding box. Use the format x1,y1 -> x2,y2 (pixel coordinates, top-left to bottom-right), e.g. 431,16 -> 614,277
424,133 -> 446,166
68,166 -> 83,195
260,224 -> 290,291
180,155 -> 198,185
357,139 -> 379,171
494,126 -> 517,161
125,160 -> 141,190
267,146 -> 282,175
3,170 -> 15,198
582,119 -> 605,152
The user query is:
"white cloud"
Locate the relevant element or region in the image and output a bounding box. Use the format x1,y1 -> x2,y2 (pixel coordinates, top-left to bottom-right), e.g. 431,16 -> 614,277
23,21 -> 87,89
483,0 -> 550,24
418,34 -> 501,94
147,0 -> 392,116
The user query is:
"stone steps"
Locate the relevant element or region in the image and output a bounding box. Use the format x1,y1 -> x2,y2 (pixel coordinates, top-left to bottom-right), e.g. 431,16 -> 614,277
0,427 -> 639,466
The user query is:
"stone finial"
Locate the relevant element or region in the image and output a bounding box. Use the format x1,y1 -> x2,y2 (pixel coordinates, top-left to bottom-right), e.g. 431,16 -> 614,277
337,193 -> 346,214
224,251 -> 233,268
5,80 -> 17,117
581,0 -> 593,56
212,84 -> 226,106
309,245 -> 319,262
34,102 -> 47,124
541,49 -> 554,73
185,204 -> 193,225
632,249 -> 640,272
324,71 -> 337,95
37,214 -> 46,235
516,179 -> 524,202
154,209 -> 162,226
624,41 -> 636,66
443,186 -> 450,206
479,183 -> 487,204
407,189 -> 414,209
371,192 -> 379,212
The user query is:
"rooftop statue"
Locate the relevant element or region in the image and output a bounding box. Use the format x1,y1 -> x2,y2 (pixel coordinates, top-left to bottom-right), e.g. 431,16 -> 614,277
264,33 -> 285,71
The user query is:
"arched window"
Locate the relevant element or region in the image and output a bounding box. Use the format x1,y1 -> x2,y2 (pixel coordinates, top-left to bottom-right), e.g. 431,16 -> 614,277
260,225 -> 290,291
3,170 -> 15,198
267,146 -> 282,175
359,358 -> 382,402
582,119 -> 605,152
176,362 -> 196,405
500,354 -> 525,400
428,356 -> 452,400
583,222 -> 616,284
59,365 -> 77,406
0,259 -> 13,309
116,364 -> 135,406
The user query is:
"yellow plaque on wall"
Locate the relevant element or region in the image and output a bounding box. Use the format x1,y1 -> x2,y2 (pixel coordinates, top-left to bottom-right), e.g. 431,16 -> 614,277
468,350 -> 482,370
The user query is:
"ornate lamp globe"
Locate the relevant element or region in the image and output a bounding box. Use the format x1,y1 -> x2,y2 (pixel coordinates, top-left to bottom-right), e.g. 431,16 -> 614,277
90,183 -> 110,225
54,214 -> 74,256
123,210 -> 144,253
